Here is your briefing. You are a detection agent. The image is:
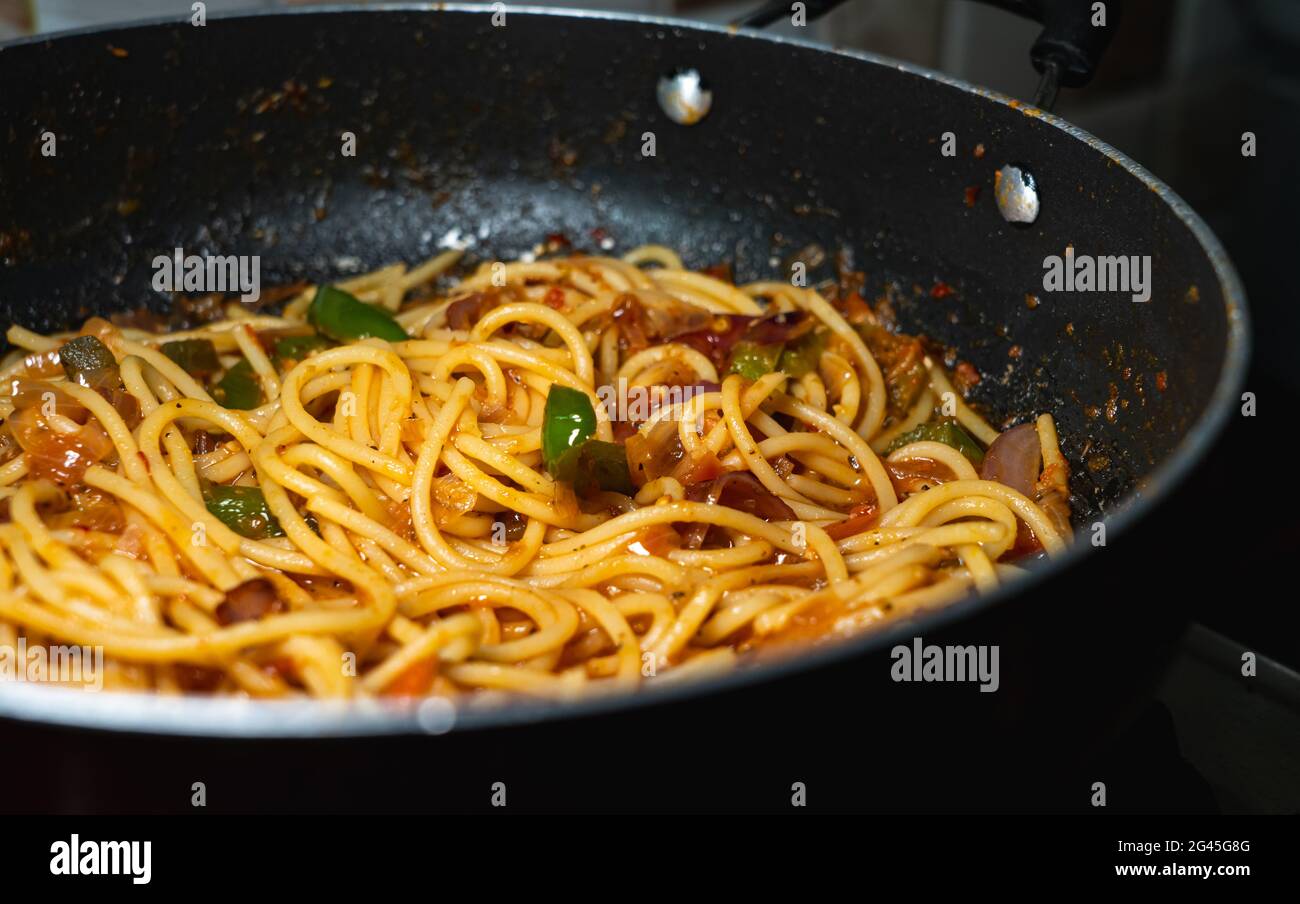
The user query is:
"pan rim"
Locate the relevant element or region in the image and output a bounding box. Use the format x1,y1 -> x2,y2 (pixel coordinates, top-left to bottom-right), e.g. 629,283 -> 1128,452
0,4 -> 1251,738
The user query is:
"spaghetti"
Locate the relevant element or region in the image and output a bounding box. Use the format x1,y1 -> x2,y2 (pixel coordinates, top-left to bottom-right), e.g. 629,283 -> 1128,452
0,245 -> 1073,700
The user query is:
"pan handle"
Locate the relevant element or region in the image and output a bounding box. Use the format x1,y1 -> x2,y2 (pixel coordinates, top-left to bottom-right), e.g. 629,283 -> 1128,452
733,0 -> 1123,111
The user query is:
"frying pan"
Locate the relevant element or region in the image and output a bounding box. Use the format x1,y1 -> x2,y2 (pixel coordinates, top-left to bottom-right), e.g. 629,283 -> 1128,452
0,5 -> 1249,810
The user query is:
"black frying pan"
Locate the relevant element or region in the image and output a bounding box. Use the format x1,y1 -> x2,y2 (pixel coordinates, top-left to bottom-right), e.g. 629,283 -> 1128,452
0,6 -> 1249,811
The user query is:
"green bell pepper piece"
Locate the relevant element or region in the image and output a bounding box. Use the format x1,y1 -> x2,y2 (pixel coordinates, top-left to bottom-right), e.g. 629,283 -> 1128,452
202,482 -> 285,539
777,329 -> 827,378
551,439 -> 636,495
308,285 -> 408,342
213,358 -> 262,410
60,335 -> 119,387
885,420 -> 985,465
161,338 -> 221,378
727,341 -> 783,380
541,385 -> 597,474
541,387 -> 635,493
273,333 -> 332,366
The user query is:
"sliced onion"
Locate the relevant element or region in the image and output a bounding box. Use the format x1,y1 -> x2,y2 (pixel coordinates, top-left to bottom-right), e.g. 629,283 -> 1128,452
980,423 -> 1041,496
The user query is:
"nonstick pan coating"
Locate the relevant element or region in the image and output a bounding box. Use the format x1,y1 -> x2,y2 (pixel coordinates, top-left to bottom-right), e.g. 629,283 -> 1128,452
0,6 -> 1249,737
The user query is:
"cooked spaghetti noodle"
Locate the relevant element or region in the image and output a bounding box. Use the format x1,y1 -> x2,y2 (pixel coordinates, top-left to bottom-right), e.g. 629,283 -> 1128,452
0,244 -> 1072,700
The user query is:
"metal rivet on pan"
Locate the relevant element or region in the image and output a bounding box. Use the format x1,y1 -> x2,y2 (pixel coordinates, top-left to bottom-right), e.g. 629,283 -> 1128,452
657,68 -> 713,125
994,163 -> 1040,225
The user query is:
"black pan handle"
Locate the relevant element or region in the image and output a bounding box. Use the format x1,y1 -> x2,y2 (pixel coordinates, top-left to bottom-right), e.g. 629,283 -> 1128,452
734,0 -> 1122,110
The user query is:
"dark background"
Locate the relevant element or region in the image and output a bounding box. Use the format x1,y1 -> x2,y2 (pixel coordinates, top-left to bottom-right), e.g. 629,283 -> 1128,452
0,2 -> 1296,814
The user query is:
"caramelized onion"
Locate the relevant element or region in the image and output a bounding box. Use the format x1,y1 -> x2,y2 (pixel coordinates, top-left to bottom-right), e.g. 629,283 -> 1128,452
216,578 -> 284,626
702,472 -> 796,521
672,448 -> 723,487
625,420 -> 684,487
0,423 -> 19,466
430,473 -> 477,527
9,404 -> 115,487
885,457 -> 956,495
48,488 -> 125,533
78,317 -> 120,344
492,510 -> 527,543
97,385 -> 142,430
675,311 -> 813,369
23,348 -> 63,378
446,291 -> 499,331
612,290 -> 714,350
836,291 -> 874,325
1036,486 -> 1072,539
674,315 -> 752,367
626,523 -> 682,557
10,380 -> 85,419
682,472 -> 796,549
744,310 -> 813,346
191,431 -> 225,456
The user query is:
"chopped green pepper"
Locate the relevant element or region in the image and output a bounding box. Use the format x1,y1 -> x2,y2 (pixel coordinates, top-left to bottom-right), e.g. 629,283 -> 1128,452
202,482 -> 284,539
573,440 -> 636,496
161,338 -> 220,378
777,329 -> 827,378
60,335 -> 118,387
541,385 -> 597,474
307,285 -> 408,342
272,333 -> 332,367
727,341 -> 783,380
213,358 -> 261,410
885,420 -> 985,465
552,440 -> 638,495
541,386 -> 635,494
